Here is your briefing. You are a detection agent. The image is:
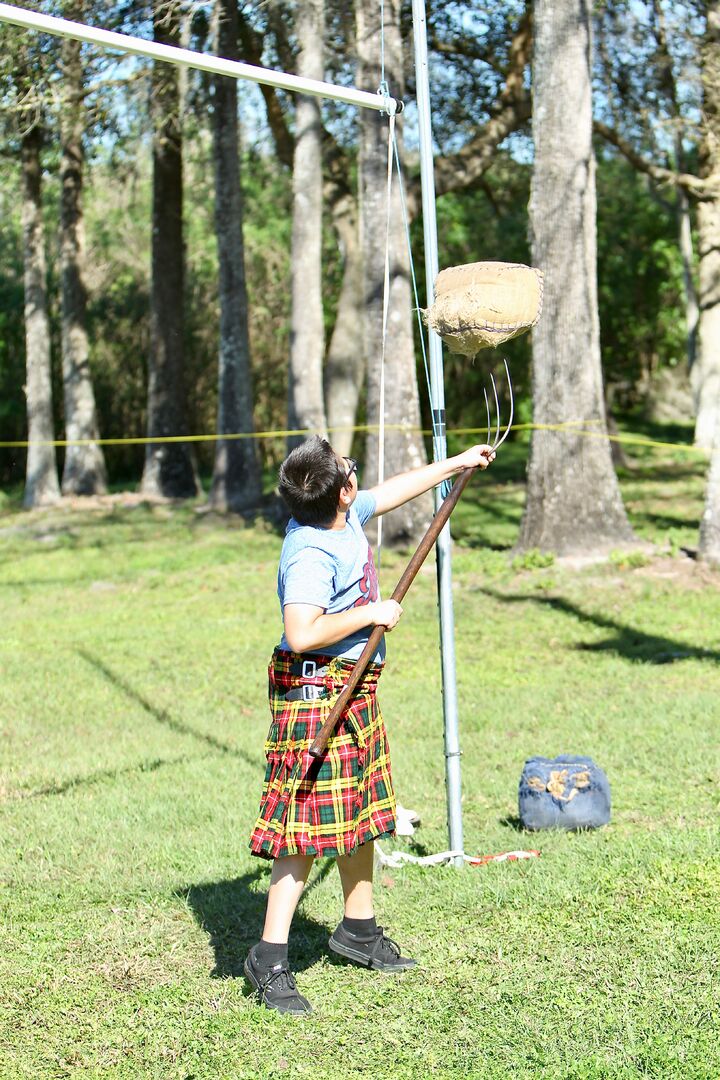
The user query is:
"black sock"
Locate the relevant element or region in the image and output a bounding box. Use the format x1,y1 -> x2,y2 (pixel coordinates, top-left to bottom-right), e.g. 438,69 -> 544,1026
342,915 -> 378,941
254,939 -> 289,969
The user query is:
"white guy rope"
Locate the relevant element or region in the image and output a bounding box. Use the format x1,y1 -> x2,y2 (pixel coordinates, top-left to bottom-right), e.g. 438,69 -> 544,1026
0,3 -> 399,115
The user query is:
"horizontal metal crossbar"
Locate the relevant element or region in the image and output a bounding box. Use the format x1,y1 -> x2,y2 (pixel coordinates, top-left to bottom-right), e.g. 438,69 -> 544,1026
0,2 -> 399,114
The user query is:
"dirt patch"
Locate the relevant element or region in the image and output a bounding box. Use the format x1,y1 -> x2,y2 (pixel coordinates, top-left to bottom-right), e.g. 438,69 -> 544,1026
634,554 -> 720,590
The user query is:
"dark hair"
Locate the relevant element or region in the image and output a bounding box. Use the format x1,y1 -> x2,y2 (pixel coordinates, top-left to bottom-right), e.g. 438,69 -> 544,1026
278,436 -> 345,526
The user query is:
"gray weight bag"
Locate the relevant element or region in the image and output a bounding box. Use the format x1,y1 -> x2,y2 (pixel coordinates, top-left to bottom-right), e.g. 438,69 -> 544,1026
518,755 -> 611,831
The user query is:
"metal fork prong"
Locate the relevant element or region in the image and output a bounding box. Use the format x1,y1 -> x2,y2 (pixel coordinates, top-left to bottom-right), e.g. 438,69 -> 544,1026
491,357 -> 515,451
483,387 -> 491,445
490,372 -> 501,449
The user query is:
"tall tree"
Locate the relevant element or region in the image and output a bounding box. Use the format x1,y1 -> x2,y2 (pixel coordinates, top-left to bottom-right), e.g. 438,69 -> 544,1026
696,0 -> 720,564
15,38 -> 60,509
238,3 -> 532,466
208,0 -> 262,511
59,1 -> 107,496
237,4 -> 360,457
286,0 -> 327,451
695,0 -> 720,449
324,188 -> 364,458
595,0 -> 699,385
593,2 -> 715,446
649,0 -> 700,380
141,0 -> 199,499
699,410 -> 720,564
356,0 -> 431,545
21,121 -> 60,509
517,0 -> 635,554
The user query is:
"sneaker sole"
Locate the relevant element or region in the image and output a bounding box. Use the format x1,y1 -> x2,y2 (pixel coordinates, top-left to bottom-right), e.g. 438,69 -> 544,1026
328,936 -> 417,972
243,958 -> 312,1016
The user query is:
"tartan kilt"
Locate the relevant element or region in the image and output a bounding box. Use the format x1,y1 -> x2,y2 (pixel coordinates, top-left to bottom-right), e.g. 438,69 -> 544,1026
249,648 -> 396,859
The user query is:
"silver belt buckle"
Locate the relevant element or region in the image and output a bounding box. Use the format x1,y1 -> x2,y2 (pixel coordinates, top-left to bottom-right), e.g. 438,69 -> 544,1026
302,660 -> 316,678
302,684 -> 318,702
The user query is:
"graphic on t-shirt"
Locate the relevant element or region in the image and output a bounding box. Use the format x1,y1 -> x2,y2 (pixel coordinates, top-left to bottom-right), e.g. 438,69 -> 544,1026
353,547 -> 379,607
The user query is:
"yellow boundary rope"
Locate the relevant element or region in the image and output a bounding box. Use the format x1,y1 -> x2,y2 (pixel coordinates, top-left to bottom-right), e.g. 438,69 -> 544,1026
0,420 -> 709,456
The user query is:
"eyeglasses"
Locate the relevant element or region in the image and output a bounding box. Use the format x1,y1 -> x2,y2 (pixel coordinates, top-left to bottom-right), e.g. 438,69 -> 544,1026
342,457 -> 358,487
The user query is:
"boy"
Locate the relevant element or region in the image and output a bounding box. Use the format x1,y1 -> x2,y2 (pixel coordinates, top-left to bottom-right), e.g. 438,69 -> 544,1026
246,435 -> 495,1014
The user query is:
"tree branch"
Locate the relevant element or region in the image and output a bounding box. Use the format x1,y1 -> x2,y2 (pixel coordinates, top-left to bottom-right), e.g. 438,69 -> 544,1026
593,120 -> 713,200
236,8 -> 352,218
428,35 -> 505,76
237,9 -> 294,168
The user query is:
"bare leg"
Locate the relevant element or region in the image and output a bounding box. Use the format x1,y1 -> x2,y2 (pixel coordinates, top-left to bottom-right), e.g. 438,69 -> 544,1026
262,853 -> 315,943
331,840 -> 416,972
336,840 -> 375,919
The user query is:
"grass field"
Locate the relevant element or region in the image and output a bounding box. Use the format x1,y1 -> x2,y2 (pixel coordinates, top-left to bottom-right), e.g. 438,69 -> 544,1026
1,430 -> 719,1078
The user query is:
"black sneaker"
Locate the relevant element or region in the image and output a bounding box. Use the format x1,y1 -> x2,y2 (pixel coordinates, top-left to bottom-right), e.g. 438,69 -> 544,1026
243,947 -> 313,1015
328,923 -> 417,972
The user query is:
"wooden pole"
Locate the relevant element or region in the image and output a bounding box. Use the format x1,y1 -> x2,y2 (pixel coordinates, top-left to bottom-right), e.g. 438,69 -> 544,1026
309,466 -> 476,758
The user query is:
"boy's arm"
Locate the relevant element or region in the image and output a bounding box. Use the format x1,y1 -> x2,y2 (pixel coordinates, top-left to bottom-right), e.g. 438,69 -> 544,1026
368,444 -> 495,517
284,599 -> 402,654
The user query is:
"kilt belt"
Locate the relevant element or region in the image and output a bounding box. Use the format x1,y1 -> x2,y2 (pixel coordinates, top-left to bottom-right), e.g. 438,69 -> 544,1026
249,648 -> 396,860
283,659 -> 332,702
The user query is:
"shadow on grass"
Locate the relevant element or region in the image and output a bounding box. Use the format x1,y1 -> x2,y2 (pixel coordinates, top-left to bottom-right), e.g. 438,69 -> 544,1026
628,511 -> 700,531
453,499 -> 523,552
181,863 -> 338,978
11,752 -> 214,802
457,536 -> 514,553
78,649 -> 263,769
621,463 -> 705,483
617,416 -> 695,444
191,494 -> 288,539
481,589 -> 720,664
498,815 -> 525,832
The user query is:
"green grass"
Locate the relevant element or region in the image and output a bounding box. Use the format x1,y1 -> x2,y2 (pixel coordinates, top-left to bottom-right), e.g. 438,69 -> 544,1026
1,440 -> 719,1079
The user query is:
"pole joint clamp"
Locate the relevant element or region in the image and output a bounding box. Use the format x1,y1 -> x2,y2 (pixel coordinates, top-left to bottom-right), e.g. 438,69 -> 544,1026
377,80 -> 403,116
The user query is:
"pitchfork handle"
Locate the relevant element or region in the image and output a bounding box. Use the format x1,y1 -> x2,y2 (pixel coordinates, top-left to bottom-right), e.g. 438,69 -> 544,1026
308,467 -> 477,759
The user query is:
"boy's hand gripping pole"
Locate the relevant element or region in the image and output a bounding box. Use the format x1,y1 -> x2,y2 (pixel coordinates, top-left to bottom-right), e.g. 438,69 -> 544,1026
308,466 -> 476,759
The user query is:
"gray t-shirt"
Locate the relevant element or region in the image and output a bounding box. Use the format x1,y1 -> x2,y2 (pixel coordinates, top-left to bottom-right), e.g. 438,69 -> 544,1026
277,490 -> 385,661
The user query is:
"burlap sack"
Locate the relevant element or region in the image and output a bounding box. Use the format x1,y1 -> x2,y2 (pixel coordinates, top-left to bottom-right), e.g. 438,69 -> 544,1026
424,261 -> 544,355
518,755 -> 611,831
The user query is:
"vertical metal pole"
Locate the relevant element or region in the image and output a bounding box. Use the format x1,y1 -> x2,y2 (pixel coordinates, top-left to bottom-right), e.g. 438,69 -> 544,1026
411,0 -> 464,864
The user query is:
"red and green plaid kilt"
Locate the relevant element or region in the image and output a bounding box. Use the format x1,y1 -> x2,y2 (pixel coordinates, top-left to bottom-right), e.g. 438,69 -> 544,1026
249,648 -> 396,859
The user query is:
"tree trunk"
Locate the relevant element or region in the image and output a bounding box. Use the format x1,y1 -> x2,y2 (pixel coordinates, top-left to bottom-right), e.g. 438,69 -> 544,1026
694,2 -> 720,450
699,406 -> 720,565
517,0 -> 634,555
695,208 -> 720,453
141,0 -> 199,499
59,9 -> 107,496
21,122 -> 60,509
286,0 -> 327,452
678,184 -> 699,381
208,0 -> 262,512
651,1 -> 700,388
324,193 -> 364,458
356,0 -> 430,547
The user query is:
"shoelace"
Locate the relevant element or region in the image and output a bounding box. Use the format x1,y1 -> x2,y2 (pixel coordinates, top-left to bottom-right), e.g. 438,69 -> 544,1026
372,929 -> 401,960
260,964 -> 297,998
